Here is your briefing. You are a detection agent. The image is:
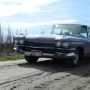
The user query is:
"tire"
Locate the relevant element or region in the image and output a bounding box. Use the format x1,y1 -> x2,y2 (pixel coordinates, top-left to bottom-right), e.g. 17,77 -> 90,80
25,56 -> 38,63
64,49 -> 79,67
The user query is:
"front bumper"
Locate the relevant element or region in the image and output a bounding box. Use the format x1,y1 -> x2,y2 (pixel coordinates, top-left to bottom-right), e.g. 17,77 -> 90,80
24,51 -> 75,59
13,46 -> 75,59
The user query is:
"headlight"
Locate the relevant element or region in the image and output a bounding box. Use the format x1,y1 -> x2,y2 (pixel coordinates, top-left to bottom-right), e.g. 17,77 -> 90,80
56,41 -> 61,47
19,40 -> 24,44
14,39 -> 24,44
63,42 -> 69,48
56,41 -> 69,48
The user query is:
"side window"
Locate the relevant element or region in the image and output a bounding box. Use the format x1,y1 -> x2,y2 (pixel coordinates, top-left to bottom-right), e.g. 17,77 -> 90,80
89,29 -> 90,38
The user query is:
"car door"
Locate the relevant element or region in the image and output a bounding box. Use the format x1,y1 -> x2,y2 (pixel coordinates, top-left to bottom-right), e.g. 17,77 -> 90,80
87,28 -> 90,56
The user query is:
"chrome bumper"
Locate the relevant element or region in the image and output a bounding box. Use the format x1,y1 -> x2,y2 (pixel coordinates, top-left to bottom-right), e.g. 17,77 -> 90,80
24,51 -> 75,59
13,47 -> 75,59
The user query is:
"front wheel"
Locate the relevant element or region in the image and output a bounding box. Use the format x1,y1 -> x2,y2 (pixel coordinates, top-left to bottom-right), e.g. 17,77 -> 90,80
64,49 -> 79,67
25,56 -> 38,63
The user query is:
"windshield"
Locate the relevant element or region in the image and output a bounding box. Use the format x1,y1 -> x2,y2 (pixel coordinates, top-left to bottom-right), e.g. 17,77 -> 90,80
52,25 -> 87,38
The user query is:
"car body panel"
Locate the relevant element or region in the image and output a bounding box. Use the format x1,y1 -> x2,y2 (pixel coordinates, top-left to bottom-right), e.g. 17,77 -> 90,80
13,24 -> 90,59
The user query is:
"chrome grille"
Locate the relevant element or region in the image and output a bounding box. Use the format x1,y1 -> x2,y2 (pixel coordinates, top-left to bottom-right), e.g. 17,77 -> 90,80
25,41 -> 55,47
25,47 -> 58,54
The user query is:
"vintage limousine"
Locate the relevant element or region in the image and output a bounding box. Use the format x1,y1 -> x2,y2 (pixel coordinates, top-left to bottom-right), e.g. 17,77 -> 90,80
13,24 -> 90,67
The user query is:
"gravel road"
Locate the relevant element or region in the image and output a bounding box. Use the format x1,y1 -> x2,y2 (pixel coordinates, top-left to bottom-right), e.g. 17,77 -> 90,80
0,58 -> 90,90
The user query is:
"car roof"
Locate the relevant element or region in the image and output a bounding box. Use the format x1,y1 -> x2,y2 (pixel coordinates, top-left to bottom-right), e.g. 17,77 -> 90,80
54,24 -> 90,28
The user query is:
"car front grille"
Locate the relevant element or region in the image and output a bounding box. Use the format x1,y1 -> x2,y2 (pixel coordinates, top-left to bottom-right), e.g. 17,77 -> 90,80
25,41 -> 55,48
25,47 -> 58,54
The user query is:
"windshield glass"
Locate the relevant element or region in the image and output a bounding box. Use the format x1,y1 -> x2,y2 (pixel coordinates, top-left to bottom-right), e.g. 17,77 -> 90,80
52,24 -> 87,38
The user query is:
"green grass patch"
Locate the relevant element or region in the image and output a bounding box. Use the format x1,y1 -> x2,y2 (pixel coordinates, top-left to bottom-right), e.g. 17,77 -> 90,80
0,54 -> 24,61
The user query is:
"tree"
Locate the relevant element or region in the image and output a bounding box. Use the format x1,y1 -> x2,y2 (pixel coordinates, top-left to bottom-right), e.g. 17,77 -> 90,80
6,26 -> 12,52
0,23 -> 4,52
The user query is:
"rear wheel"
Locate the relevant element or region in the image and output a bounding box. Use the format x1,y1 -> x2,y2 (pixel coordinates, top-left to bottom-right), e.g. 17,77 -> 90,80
64,49 -> 79,67
25,56 -> 38,63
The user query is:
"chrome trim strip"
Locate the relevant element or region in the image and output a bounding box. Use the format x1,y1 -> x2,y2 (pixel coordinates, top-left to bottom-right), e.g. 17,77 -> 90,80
42,53 -> 54,57
24,52 -> 54,57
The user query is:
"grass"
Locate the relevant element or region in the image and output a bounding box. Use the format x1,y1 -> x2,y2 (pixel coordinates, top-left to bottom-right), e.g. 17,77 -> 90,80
0,54 -> 24,61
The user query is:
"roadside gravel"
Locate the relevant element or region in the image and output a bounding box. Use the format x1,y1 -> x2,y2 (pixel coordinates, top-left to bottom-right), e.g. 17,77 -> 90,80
0,58 -> 90,90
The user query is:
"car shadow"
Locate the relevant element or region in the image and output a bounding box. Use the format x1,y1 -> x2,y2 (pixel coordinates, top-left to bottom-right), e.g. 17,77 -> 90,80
18,58 -> 90,77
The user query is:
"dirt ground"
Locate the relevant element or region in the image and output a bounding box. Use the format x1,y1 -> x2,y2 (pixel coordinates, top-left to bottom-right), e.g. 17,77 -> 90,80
0,58 -> 90,90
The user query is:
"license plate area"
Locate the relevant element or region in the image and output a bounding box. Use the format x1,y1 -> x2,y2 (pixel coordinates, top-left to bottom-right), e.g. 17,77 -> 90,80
31,50 -> 42,57
24,52 -> 31,56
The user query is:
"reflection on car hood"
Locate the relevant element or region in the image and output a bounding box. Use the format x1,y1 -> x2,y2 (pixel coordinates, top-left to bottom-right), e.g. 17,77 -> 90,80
26,34 -> 64,42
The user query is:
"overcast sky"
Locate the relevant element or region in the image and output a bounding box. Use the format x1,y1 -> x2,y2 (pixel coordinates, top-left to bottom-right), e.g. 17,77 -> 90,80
0,0 -> 90,34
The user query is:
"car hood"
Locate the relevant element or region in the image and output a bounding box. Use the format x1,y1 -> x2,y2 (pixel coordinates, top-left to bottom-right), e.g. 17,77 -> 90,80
25,34 -> 61,42
16,34 -> 86,42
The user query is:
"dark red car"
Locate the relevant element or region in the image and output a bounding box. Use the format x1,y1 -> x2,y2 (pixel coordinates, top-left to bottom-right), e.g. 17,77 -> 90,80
13,24 -> 90,67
